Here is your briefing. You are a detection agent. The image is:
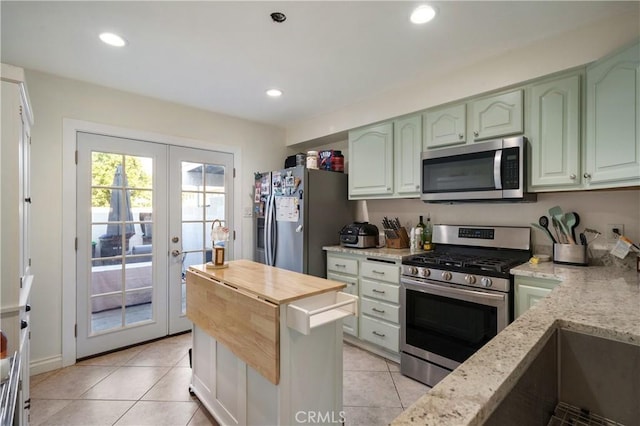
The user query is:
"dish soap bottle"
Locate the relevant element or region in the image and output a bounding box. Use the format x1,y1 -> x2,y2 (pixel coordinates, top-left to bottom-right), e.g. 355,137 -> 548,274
423,215 -> 433,251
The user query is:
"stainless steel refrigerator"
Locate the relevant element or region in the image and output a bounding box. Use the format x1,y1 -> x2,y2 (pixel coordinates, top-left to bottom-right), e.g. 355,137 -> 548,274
254,166 -> 352,277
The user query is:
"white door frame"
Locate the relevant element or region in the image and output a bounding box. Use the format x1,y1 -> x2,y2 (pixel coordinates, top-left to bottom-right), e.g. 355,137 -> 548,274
62,118 -> 241,367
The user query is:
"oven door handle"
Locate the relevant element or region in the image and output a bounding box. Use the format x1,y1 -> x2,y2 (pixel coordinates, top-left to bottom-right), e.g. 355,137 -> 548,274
402,278 -> 506,306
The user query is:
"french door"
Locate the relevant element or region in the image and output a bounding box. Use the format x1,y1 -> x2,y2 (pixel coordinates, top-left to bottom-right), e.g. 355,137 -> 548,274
76,132 -> 233,358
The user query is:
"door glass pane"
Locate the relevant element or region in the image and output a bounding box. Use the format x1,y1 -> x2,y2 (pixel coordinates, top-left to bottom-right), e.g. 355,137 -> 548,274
181,192 -> 203,220
180,161 -> 227,316
90,151 -> 154,335
205,194 -> 225,220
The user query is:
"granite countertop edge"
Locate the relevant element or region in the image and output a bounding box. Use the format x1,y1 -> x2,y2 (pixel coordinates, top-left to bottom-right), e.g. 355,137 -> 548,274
392,262 -> 640,426
323,245 -> 418,260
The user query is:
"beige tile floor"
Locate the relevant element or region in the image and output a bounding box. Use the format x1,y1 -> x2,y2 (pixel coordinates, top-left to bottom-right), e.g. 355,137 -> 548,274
30,333 -> 430,426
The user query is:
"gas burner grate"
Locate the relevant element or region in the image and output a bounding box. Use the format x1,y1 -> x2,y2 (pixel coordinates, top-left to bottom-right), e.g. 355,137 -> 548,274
407,253 -> 522,273
547,402 -> 624,426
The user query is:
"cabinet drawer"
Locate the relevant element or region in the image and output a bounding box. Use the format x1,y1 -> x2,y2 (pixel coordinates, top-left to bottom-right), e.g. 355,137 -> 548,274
327,255 -> 358,276
327,272 -> 358,295
361,297 -> 399,324
360,316 -> 400,353
361,261 -> 399,284
361,279 -> 399,304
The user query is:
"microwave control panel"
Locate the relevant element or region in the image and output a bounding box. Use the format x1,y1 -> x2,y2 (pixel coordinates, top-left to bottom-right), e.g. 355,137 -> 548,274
501,147 -> 520,189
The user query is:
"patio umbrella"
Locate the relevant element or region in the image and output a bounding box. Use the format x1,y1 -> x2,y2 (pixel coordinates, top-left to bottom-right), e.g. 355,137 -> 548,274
103,164 -> 135,253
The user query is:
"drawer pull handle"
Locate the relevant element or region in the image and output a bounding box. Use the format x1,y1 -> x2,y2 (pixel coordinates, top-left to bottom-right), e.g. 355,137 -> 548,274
372,331 -> 386,337
372,270 -> 385,275
372,289 -> 386,294
372,307 -> 385,314
335,264 -> 346,268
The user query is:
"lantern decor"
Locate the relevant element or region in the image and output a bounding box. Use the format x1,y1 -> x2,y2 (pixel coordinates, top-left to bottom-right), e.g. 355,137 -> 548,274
206,219 -> 230,269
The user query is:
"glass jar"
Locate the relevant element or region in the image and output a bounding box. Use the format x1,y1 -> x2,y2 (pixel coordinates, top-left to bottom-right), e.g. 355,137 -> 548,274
306,151 -> 318,169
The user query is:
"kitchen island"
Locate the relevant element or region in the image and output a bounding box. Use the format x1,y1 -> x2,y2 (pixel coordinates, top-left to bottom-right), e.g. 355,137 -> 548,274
392,262 -> 640,425
186,260 -> 357,426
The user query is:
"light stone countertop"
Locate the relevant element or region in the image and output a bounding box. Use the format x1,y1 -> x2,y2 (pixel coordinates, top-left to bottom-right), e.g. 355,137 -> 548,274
323,244 -> 419,260
392,261 -> 640,426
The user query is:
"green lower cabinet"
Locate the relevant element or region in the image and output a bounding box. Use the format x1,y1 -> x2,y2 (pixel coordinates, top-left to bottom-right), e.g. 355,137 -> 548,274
514,276 -> 561,318
326,251 -> 401,356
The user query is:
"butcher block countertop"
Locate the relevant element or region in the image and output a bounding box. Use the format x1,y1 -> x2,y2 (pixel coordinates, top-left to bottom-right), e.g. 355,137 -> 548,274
392,263 -> 640,426
189,259 -> 346,305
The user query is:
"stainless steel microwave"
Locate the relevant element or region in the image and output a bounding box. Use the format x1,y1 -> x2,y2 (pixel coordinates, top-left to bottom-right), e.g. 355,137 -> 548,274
421,136 -> 536,202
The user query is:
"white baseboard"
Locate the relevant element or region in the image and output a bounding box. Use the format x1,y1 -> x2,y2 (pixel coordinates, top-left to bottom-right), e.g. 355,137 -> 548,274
30,354 -> 64,376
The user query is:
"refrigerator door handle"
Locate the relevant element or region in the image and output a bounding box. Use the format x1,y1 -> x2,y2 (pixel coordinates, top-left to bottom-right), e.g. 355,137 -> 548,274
265,195 -> 273,265
269,195 -> 277,266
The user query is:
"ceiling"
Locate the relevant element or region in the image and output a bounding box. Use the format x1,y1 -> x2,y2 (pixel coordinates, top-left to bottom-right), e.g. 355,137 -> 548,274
1,1 -> 637,128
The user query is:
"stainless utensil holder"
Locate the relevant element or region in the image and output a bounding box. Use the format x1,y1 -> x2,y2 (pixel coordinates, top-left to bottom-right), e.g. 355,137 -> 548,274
553,243 -> 588,266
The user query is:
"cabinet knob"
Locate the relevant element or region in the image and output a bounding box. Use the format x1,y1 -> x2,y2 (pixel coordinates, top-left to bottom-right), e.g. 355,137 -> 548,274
473,131 -> 479,137
415,185 -> 419,189
458,133 -> 464,139
21,320 -> 28,329
569,174 -> 576,180
386,187 -> 391,191
24,197 -> 32,203
583,173 -> 591,179
26,304 -> 31,312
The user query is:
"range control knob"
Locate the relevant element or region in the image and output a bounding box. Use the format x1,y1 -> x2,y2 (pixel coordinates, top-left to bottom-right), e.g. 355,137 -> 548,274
465,275 -> 476,285
410,266 -> 418,275
481,277 -> 493,288
420,268 -> 431,278
442,271 -> 452,281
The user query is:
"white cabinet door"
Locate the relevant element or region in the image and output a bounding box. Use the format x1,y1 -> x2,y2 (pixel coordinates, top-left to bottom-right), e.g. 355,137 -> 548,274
585,41 -> 640,186
424,103 -> 466,149
348,123 -> 394,198
393,114 -> 422,196
529,74 -> 581,188
471,90 -> 524,141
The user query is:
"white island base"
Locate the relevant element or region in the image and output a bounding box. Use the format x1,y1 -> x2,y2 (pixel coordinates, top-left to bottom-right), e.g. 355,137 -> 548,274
191,317 -> 345,426
186,262 -> 356,426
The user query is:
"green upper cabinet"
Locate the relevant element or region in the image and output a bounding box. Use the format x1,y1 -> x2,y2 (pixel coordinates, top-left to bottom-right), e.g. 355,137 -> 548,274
423,103 -> 466,149
529,73 -> 582,188
470,90 -> 524,141
348,115 -> 422,199
423,89 -> 523,150
585,40 -> 640,187
393,114 -> 422,196
348,122 -> 394,198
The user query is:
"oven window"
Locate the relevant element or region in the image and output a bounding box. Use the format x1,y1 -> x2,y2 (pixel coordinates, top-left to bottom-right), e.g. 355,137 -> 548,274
422,151 -> 496,193
405,288 -> 497,363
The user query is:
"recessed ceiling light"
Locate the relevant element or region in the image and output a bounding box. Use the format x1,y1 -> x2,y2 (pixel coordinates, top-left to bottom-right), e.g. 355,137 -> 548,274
410,5 -> 436,24
266,89 -> 283,97
99,32 -> 127,47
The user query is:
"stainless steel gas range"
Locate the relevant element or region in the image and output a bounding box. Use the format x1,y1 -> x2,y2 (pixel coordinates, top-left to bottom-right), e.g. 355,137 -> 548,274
400,224 -> 531,387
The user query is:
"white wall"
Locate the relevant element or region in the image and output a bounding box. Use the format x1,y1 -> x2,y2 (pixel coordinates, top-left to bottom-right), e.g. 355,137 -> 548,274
286,9 -> 640,146
25,70 -> 285,372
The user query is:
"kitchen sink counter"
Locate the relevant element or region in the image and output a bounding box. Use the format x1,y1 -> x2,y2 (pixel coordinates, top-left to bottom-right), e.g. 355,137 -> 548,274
392,262 -> 640,426
324,244 -> 419,260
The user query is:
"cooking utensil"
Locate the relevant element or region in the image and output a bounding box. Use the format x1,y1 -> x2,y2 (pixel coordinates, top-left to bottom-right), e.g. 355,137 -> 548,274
531,223 -> 555,244
567,212 -> 580,241
579,232 -> 587,246
549,206 -> 575,244
551,218 -> 567,244
538,216 -> 556,244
